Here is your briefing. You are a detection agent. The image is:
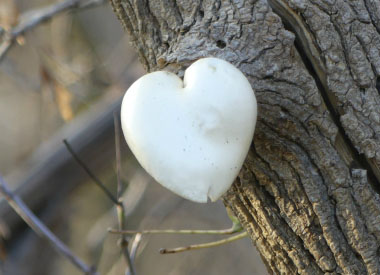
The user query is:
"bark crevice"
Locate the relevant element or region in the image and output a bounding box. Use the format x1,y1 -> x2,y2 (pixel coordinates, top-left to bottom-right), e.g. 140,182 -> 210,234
268,0 -> 380,186
275,7 -> 380,194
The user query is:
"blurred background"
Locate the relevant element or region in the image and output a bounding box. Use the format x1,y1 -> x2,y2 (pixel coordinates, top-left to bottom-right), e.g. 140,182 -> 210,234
0,0 -> 267,274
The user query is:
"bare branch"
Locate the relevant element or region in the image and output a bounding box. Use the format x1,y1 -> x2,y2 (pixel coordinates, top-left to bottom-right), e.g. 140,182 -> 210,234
130,233 -> 142,261
159,232 -> 248,254
0,0 -> 106,62
125,233 -> 142,275
0,175 -> 98,275
113,113 -> 136,275
114,112 -> 123,200
108,227 -> 240,235
63,139 -> 119,205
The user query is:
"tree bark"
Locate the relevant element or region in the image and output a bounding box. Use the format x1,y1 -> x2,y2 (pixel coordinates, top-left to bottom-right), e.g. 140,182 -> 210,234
109,0 -> 380,274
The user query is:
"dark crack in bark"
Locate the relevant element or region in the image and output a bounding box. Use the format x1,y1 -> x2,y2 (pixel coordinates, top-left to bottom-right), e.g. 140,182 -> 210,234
268,0 -> 380,186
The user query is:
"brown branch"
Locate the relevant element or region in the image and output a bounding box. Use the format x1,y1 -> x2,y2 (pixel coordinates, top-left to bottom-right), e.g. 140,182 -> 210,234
0,175 -> 98,275
0,0 -> 106,62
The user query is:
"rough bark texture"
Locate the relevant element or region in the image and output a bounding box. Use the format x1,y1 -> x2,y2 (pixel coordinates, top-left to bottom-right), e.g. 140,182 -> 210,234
109,0 -> 380,274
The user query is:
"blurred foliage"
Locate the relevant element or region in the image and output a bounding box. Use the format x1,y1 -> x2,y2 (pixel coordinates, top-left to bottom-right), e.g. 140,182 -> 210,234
0,0 -> 142,175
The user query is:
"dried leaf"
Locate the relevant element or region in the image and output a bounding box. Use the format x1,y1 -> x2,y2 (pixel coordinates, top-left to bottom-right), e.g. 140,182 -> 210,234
54,81 -> 74,122
40,66 -> 74,122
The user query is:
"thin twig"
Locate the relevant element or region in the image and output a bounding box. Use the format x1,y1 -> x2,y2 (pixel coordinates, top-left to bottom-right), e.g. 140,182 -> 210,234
114,113 -> 136,275
108,227 -> 240,235
125,233 -> 142,275
114,112 -> 123,200
0,0 -> 106,62
63,139 -> 119,205
0,41 -> 12,62
130,233 -> 142,261
159,231 -> 248,254
0,175 -> 98,275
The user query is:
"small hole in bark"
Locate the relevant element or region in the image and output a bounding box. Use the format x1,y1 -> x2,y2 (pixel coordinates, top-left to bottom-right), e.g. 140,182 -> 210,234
199,10 -> 204,17
216,40 -> 226,49
376,76 -> 380,95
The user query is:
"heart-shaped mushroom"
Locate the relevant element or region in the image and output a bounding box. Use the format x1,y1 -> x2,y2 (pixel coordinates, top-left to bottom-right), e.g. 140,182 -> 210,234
121,58 -> 257,203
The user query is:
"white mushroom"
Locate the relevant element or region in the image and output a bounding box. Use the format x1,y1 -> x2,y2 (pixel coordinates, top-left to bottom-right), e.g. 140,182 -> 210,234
121,57 -> 257,203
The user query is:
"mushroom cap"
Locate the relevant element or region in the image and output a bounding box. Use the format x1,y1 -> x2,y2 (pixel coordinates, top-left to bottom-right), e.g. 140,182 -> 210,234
121,57 -> 257,203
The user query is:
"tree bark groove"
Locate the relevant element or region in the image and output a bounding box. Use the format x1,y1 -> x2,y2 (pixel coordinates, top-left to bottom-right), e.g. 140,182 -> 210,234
109,0 -> 380,274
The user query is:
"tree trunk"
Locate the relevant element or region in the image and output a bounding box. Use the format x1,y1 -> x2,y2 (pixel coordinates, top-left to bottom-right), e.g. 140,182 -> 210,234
109,0 -> 380,273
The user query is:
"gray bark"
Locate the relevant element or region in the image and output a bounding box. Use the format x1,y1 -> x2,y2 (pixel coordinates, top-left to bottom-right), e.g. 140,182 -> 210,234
109,0 -> 380,274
